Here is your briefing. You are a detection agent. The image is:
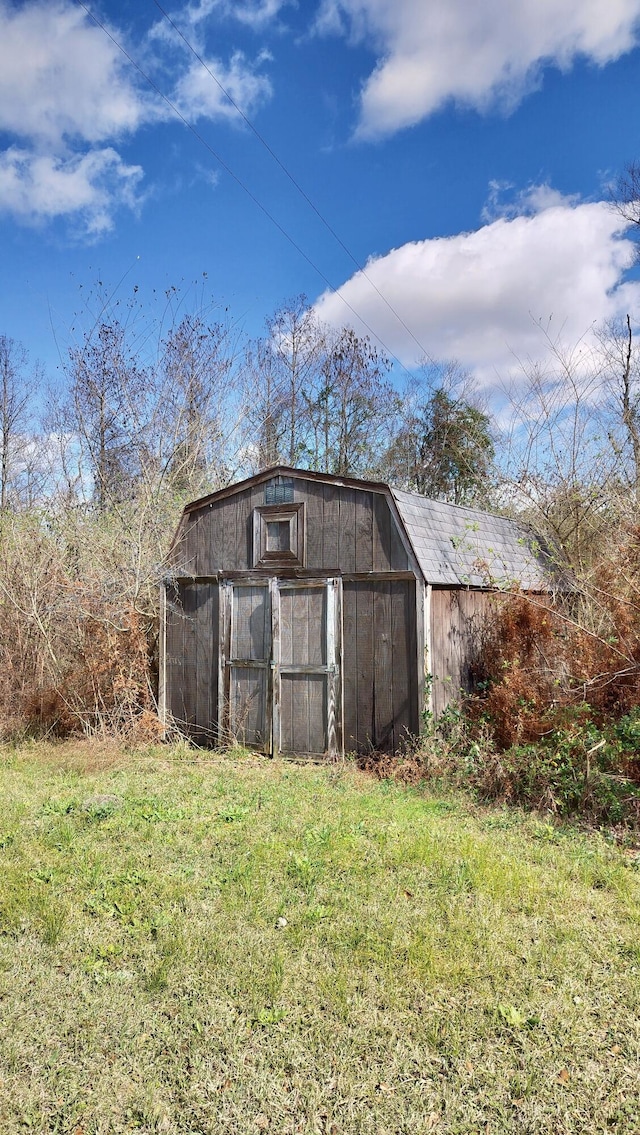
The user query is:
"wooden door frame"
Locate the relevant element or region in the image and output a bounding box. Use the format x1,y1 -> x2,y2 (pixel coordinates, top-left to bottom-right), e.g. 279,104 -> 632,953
218,574 -> 343,759
271,576 -> 342,760
218,578 -> 272,751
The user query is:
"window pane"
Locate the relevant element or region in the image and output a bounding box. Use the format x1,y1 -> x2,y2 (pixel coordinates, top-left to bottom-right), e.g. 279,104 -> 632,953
266,520 -> 291,553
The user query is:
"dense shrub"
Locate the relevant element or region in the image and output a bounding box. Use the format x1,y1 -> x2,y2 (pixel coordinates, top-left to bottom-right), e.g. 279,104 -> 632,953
447,528 -> 640,824
0,508 -> 168,741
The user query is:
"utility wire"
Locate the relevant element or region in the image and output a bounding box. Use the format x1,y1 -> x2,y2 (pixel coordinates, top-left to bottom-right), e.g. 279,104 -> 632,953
150,0 -> 434,365
75,1 -> 421,381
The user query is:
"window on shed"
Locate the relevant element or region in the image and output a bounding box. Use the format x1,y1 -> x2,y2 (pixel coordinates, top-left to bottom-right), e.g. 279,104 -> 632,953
266,520 -> 292,554
253,503 -> 305,567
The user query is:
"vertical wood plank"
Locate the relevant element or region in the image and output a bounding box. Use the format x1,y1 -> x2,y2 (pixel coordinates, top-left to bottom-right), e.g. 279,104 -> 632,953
327,578 -> 340,759
355,493 -> 374,572
196,508 -> 210,577
218,582 -> 228,745
338,486 -> 356,573
307,586 -> 325,666
342,582 -> 358,751
233,495 -> 243,571
194,583 -> 210,742
424,583 -> 432,715
430,588 -> 490,717
415,580 -> 426,724
408,580 -> 419,744
231,490 -> 248,572
279,587 -> 293,666
244,486 -> 264,569
181,582 -> 197,738
372,492 -> 392,572
355,580 -> 374,749
226,580 -> 272,750
322,484 -> 339,569
373,581 -> 393,751
270,576 -> 279,756
191,581 -> 219,746
390,579 -> 419,750
307,673 -> 325,753
304,482 -> 324,569
292,587 -> 309,665
219,499 -> 233,573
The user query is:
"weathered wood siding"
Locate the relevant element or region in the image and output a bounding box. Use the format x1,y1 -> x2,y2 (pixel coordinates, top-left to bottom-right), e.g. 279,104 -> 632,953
430,588 -> 493,717
343,578 -> 418,753
164,473 -> 422,753
165,578 -> 219,742
171,477 -> 410,576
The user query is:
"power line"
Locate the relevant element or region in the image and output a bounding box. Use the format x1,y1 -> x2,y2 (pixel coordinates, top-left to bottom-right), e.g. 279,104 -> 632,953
75,1 -> 422,380
150,0 -> 435,366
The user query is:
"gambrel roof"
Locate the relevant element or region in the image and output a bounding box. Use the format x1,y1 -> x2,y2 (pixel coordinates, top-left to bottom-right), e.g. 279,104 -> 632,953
178,466 -> 553,590
391,488 -> 551,589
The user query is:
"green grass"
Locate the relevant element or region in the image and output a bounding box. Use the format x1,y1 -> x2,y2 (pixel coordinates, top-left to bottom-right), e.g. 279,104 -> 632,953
0,740 -> 639,1134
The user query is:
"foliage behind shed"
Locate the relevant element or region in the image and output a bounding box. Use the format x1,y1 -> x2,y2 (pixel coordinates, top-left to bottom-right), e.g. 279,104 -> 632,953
161,467 -> 550,757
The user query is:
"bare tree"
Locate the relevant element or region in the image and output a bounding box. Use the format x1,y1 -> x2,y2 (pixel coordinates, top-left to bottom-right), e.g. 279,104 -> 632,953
153,313 -> 235,497
0,335 -> 41,511
596,316 -> 640,499
612,161 -> 640,233
67,321 -> 149,511
303,327 -> 394,477
243,298 -> 326,470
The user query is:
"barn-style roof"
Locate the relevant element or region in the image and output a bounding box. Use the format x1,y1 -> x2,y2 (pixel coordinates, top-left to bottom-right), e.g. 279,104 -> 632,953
179,466 -> 552,589
391,489 -> 551,589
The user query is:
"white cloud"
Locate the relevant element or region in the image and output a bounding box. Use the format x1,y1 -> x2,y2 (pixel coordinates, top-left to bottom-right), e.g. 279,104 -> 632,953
0,0 -> 153,146
481,180 -> 582,222
0,0 -> 276,234
313,191 -> 640,387
0,0 -> 154,233
175,51 -> 273,121
317,0 -> 640,136
182,0 -> 292,31
223,0 -> 293,29
0,147 -> 144,236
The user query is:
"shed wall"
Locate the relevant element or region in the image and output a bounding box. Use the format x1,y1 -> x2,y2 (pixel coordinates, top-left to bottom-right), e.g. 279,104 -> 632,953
429,588 -> 493,717
164,575 -> 419,752
343,578 -> 419,754
165,579 -> 219,743
171,478 -> 410,576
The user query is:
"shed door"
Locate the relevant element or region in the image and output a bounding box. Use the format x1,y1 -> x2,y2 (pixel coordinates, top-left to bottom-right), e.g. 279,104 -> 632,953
221,577 -> 341,758
225,581 -> 271,749
273,579 -> 340,759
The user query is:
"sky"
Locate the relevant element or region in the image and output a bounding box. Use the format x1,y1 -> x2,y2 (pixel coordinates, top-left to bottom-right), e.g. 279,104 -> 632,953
3,0 -> 640,398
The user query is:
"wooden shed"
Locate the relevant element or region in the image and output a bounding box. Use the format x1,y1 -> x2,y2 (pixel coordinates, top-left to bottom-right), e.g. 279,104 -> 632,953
160,466 -> 549,758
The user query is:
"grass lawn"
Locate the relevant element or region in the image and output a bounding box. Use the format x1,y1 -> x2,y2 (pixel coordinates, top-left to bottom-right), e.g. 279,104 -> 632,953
0,742 -> 639,1134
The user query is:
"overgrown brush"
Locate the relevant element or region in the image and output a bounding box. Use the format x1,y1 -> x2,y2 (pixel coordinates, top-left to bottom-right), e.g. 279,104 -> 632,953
363,527 -> 640,826
452,526 -> 640,823
0,506 -> 173,741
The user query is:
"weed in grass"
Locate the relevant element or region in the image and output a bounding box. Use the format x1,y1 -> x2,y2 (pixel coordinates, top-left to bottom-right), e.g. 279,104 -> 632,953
33,895 -> 68,947
303,903 -> 331,925
144,961 -> 171,993
253,1007 -> 286,1027
286,852 -> 318,893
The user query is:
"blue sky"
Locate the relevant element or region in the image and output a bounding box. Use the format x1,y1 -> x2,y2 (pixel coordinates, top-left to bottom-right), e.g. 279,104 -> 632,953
3,0 -> 640,396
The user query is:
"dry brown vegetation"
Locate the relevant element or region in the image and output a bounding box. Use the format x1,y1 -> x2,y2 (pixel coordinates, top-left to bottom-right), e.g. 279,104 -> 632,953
1,291 -> 640,826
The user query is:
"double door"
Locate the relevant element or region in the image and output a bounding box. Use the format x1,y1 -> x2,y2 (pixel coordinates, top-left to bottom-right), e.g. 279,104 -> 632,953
220,577 -> 341,759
